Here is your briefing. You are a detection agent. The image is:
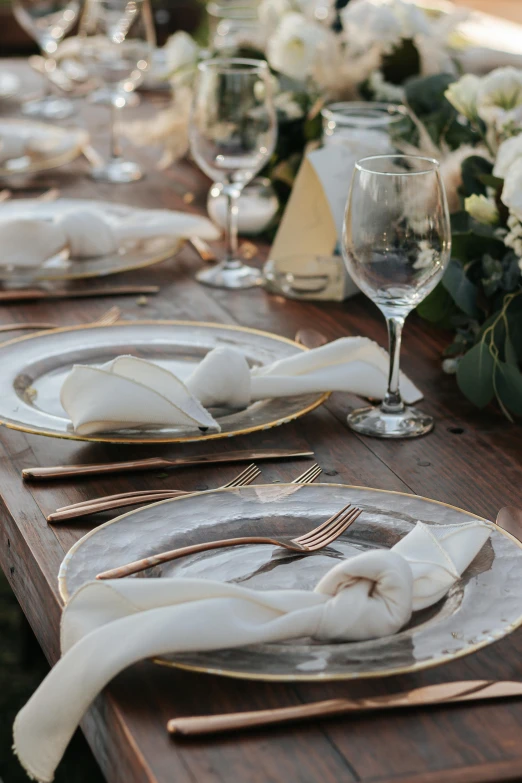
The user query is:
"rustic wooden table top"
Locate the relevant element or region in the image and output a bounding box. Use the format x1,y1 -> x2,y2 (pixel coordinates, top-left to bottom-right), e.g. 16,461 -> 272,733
1,60 -> 522,783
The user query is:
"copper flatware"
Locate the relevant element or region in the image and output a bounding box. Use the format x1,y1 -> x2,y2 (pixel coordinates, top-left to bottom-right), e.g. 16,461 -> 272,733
496,506 -> 522,542
0,286 -> 159,303
167,680 -> 522,737
47,463 -> 322,522
22,448 -> 314,481
189,237 -> 218,264
0,306 -> 121,335
295,328 -> 328,350
48,462 -> 262,523
96,502 -> 359,580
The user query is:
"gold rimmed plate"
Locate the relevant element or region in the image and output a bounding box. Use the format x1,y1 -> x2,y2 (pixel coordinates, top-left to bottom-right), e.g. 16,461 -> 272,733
0,118 -> 88,177
0,198 -> 181,281
0,320 -> 327,443
58,483 -> 522,681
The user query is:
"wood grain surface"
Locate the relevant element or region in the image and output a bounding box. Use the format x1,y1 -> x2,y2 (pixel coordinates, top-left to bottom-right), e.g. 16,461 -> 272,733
1,59 -> 522,783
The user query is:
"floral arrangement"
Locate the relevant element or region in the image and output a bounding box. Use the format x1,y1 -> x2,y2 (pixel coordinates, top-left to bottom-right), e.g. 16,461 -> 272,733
122,0 -> 460,197
400,67 -> 522,420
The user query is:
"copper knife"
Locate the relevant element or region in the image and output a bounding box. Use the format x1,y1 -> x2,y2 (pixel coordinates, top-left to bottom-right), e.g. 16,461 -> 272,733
167,680 -> 522,737
0,286 -> 159,302
22,449 -> 314,480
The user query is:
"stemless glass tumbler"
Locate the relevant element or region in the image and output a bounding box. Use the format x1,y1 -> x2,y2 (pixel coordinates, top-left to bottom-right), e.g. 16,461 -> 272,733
342,154 -> 451,438
189,58 -> 277,289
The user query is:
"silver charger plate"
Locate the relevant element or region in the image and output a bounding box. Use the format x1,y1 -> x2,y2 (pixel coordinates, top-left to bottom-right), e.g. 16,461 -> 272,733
59,483 -> 522,681
0,321 -> 327,443
0,198 -> 181,281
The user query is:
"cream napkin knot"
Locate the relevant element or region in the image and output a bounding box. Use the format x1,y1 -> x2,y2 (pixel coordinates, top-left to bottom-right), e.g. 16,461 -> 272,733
0,206 -> 219,267
61,338 -> 423,434
13,519 -> 490,782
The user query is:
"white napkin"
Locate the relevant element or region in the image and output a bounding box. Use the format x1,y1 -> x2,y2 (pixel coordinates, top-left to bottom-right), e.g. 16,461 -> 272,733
0,133 -> 59,165
0,206 -> 219,267
61,338 -> 422,435
61,356 -> 219,435
13,519 -> 490,783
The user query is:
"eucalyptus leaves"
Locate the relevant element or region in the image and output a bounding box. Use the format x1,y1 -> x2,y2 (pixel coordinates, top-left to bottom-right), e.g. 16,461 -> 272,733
406,68 -> 522,420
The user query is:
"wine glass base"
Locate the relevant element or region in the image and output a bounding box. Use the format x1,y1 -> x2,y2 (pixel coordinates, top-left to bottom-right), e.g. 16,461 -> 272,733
91,159 -> 143,184
347,405 -> 434,439
196,262 -> 262,289
88,87 -> 140,108
22,96 -> 75,120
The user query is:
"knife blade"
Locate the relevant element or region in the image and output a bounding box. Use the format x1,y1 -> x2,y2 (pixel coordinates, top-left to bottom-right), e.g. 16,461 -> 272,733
0,286 -> 159,302
22,449 -> 314,480
167,680 -> 522,737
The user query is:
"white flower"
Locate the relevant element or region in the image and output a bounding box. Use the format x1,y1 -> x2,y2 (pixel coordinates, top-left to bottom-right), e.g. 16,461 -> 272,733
341,0 -> 403,54
477,67 -> 522,124
493,134 -> 522,178
164,32 -> 199,75
258,0 -> 292,32
367,70 -> 404,103
267,12 -> 333,81
464,194 -> 499,225
501,157 -> 522,220
391,0 -> 432,39
505,213 -> 522,264
444,74 -> 481,121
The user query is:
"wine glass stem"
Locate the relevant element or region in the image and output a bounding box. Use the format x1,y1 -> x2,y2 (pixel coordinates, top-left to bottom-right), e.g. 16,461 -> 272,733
109,101 -> 122,162
382,315 -> 405,413
223,185 -> 241,269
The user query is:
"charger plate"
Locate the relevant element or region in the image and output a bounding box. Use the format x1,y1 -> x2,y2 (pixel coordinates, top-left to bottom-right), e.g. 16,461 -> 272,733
0,198 -> 181,281
58,483 -> 522,681
0,320 -> 327,443
0,118 -> 88,177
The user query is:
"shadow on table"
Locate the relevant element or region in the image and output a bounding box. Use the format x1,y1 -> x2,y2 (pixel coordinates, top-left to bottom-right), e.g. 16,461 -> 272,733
0,571 -> 105,782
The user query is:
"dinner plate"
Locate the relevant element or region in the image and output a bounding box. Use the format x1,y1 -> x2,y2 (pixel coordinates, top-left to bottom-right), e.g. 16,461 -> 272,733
0,321 -> 327,443
0,198 -> 181,281
59,484 -> 522,681
0,119 -> 88,177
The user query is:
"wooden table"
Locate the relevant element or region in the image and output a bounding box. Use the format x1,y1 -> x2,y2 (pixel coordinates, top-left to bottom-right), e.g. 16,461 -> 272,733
1,60 -> 522,783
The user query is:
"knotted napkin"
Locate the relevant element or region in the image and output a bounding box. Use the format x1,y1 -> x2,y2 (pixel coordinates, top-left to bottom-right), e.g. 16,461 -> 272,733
0,205 -> 219,267
13,519 -> 490,782
61,339 -> 423,435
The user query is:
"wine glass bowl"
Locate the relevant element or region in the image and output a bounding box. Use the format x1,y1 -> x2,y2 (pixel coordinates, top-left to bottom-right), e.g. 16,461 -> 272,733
342,154 -> 451,438
13,0 -> 82,118
189,58 -> 277,288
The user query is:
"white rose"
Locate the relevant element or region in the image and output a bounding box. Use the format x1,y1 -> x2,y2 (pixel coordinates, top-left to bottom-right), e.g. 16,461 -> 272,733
341,0 -> 403,53
493,134 -> 522,178
444,74 -> 481,121
477,67 -> 522,124
258,0 -> 292,32
274,91 -> 304,119
164,32 -> 200,74
267,12 -> 333,81
501,157 -> 522,220
391,0 -> 432,39
464,194 -> 499,225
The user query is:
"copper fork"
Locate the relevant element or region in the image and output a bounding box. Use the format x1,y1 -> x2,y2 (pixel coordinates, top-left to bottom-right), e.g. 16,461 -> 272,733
47,463 -> 322,523
47,463 -> 262,523
96,503 -> 361,580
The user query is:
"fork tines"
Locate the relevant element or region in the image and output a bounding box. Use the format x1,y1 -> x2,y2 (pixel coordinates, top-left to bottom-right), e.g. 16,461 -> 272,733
223,463 -> 261,488
296,504 -> 362,549
293,464 -> 322,484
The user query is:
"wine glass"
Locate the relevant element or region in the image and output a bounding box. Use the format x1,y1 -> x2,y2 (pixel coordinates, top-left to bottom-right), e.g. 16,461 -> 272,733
79,0 -> 156,183
189,58 -> 277,289
13,0 -> 83,119
342,154 -> 451,438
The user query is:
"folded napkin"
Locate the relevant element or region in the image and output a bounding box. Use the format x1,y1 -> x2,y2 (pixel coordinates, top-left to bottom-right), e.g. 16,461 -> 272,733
61,339 -> 423,435
13,519 -> 490,782
0,206 -> 219,267
0,133 -> 59,165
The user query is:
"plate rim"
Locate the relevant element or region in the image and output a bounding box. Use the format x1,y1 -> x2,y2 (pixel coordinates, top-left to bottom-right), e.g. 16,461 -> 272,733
57,482 -> 522,681
0,319 -> 329,443
0,119 -> 89,177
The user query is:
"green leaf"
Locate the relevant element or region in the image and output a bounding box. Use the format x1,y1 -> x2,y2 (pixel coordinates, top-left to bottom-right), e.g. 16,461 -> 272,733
442,259 -> 480,318
505,335 -> 518,366
457,341 -> 495,408
416,283 -> 457,326
479,173 -> 504,190
495,361 -> 522,416
460,156 -> 494,198
405,72 -> 455,113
